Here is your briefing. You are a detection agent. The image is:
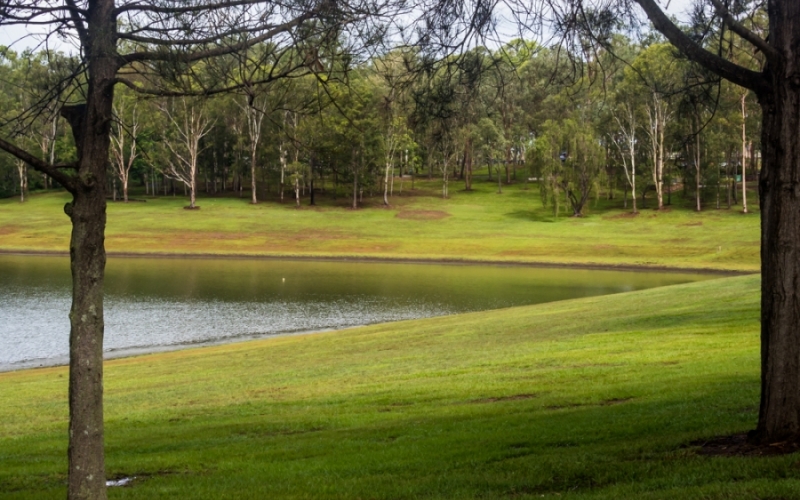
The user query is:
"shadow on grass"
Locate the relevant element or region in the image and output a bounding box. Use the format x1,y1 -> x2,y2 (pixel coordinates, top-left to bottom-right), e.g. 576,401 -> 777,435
505,209 -> 558,223
83,378 -> 768,499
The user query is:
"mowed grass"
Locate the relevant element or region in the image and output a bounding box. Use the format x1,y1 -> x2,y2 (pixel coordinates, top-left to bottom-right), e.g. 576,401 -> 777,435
0,177 -> 760,271
2,274 -> 797,499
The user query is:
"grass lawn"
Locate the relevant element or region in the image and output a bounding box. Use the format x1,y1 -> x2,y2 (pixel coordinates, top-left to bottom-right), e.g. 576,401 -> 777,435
2,274 -> 796,499
0,177 -> 760,271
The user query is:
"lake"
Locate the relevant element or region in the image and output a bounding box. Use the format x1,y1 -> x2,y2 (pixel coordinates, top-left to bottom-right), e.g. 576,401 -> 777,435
0,254 -> 716,370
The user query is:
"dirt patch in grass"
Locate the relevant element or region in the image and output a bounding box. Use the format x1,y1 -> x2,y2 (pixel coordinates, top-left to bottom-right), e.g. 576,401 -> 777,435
396,210 -> 450,220
599,397 -> 634,406
547,397 -> 633,410
0,225 -> 20,235
603,212 -> 640,219
681,221 -> 704,226
693,433 -> 800,457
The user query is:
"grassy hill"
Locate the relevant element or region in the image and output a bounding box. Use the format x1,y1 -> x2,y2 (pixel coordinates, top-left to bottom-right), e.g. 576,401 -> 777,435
0,178 -> 760,271
3,275 -> 797,499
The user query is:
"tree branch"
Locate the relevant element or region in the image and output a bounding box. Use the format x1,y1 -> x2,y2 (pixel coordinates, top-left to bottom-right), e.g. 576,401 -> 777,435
120,11 -> 316,67
117,24 -> 274,46
118,13 -> 314,66
0,136 -> 77,192
634,0 -> 769,94
64,0 -> 90,47
708,0 -> 778,62
114,0 -> 268,16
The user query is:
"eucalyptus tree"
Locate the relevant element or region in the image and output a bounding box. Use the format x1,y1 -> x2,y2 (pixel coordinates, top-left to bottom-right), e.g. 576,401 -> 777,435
626,43 -> 682,210
161,97 -> 214,208
109,88 -> 138,202
609,100 -> 639,213
371,50 -> 414,205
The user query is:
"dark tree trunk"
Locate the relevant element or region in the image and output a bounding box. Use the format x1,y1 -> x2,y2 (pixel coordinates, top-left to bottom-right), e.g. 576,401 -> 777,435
754,57 -> 800,444
59,2 -> 116,498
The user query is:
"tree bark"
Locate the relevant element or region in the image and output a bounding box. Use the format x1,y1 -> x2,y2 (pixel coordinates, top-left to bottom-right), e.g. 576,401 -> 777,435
754,55 -> 800,444
60,1 -> 117,493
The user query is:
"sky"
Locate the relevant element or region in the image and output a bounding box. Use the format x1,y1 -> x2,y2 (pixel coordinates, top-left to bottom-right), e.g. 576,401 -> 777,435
0,0 -> 698,54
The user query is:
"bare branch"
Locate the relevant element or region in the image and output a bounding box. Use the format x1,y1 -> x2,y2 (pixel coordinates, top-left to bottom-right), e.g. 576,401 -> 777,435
634,0 -> 769,94
115,0 -> 270,16
708,0 -> 778,62
0,136 -> 77,192
119,12 -> 315,66
64,0 -> 90,47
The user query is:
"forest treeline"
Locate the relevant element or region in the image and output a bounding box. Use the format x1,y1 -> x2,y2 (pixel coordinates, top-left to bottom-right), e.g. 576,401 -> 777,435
0,32 -> 761,216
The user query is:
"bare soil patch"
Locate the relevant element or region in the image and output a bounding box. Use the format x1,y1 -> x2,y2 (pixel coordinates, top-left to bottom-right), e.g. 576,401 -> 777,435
396,210 -> 450,220
603,212 -> 640,220
693,433 -> 800,457
0,225 -> 20,236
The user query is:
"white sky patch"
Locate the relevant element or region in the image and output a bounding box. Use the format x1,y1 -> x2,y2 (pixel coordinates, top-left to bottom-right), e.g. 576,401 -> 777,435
0,0 -> 700,54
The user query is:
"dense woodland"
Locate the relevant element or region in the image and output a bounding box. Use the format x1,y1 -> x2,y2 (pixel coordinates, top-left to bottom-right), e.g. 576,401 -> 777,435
0,32 -> 761,216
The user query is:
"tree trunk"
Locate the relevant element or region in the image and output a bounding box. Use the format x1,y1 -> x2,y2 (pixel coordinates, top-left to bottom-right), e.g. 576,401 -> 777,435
754,65 -> 800,444
65,185 -> 108,500
251,150 -> 258,204
16,159 -> 26,202
352,167 -> 358,209
505,144 -> 511,184
692,125 -> 701,212
383,159 -> 391,206
463,141 -> 472,191
59,6 -> 116,494
623,180 -> 628,209
741,93 -> 748,214
190,173 -> 196,208
727,152 -> 732,209
656,126 -> 665,209
309,156 -> 316,206
631,165 -> 637,213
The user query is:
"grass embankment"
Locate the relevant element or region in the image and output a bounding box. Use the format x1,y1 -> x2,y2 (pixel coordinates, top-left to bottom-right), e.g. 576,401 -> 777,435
0,178 -> 759,271
2,275 -> 796,499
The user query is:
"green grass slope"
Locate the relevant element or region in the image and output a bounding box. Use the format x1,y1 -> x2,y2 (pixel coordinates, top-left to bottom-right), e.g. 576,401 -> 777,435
0,179 -> 760,271
3,274 -> 796,499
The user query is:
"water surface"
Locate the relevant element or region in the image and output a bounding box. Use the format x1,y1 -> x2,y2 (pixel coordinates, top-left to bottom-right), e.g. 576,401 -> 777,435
0,255 -> 714,370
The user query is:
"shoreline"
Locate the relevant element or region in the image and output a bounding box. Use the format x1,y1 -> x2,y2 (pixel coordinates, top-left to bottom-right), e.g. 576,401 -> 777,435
0,326 -> 343,373
0,248 -> 752,276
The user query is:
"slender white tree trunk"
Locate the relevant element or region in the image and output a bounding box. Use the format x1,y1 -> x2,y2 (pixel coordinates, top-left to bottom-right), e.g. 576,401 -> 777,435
280,142 -> 286,202
16,159 -> 26,202
741,93 -> 748,213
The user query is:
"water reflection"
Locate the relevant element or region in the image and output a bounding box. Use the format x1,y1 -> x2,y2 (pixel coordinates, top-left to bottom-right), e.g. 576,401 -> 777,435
0,255 -> 713,368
